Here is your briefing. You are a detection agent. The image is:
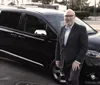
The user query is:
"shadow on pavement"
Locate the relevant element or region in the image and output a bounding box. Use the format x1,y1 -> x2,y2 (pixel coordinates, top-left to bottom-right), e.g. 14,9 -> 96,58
0,58 -> 58,85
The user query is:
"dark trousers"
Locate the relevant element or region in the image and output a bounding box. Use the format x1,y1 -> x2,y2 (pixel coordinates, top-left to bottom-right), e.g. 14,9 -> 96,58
63,63 -> 82,85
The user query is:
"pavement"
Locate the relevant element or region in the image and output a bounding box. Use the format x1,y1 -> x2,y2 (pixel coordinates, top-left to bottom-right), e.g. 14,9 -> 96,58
84,16 -> 100,31
0,58 -> 58,85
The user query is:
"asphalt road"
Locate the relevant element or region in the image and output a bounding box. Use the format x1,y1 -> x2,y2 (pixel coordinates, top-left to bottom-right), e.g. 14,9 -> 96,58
0,58 -> 58,85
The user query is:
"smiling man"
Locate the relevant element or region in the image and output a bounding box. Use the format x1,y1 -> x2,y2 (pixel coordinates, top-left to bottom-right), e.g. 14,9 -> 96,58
55,9 -> 88,85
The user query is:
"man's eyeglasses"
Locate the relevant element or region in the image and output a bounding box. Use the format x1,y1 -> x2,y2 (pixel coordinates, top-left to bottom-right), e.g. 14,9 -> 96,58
65,15 -> 74,17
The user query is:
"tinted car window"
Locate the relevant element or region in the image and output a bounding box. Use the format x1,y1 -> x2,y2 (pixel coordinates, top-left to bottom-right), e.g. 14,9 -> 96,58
0,11 -> 21,29
44,13 -> 96,34
44,14 -> 58,31
75,17 -> 96,34
24,15 -> 46,34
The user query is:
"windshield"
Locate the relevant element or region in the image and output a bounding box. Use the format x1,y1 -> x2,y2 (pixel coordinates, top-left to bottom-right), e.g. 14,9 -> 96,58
44,13 -> 97,34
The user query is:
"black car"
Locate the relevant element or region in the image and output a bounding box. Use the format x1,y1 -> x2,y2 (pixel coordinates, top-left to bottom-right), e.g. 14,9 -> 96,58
0,6 -> 100,85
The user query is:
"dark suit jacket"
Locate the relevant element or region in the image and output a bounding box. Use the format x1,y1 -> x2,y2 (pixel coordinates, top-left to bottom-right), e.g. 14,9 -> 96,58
55,23 -> 88,66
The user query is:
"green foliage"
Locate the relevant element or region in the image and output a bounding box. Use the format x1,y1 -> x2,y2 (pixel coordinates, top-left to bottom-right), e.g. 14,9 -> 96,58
75,11 -> 90,19
64,0 -> 89,10
97,7 -> 100,12
42,0 -> 52,4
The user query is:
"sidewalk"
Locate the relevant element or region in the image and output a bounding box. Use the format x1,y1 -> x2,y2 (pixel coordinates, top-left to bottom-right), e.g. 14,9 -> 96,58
84,16 -> 100,31
84,16 -> 100,21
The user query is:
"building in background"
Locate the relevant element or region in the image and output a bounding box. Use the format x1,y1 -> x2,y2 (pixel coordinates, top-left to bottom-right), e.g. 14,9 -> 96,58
0,0 -> 32,5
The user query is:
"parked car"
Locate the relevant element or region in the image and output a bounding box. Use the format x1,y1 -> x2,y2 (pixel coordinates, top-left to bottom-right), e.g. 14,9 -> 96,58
0,6 -> 100,85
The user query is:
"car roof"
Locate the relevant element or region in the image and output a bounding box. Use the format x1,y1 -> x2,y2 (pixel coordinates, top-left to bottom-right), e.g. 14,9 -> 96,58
0,5 -> 64,16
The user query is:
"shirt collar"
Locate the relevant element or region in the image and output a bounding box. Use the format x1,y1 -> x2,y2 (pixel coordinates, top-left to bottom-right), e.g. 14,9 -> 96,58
65,23 -> 74,30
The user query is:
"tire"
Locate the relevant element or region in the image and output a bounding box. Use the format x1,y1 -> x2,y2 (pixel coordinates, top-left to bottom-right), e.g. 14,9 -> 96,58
52,64 -> 66,84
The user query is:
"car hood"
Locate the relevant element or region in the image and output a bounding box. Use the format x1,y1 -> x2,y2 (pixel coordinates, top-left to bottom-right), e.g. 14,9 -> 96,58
88,32 -> 100,52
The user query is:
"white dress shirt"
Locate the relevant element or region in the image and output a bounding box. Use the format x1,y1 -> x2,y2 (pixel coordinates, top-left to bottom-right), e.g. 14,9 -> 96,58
64,26 -> 72,46
64,24 -> 81,64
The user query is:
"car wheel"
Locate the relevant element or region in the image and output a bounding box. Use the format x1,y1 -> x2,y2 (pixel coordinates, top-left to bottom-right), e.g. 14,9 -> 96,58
52,64 -> 66,84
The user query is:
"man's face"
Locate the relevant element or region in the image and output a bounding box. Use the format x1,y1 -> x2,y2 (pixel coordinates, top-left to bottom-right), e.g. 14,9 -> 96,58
64,11 -> 75,26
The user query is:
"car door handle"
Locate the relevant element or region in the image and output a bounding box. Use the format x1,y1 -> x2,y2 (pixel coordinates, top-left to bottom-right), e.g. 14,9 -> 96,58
18,35 -> 25,39
11,33 -> 17,37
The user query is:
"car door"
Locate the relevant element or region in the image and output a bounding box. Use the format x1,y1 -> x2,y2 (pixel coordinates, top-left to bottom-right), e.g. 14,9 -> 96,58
13,13 -> 57,66
0,11 -> 23,55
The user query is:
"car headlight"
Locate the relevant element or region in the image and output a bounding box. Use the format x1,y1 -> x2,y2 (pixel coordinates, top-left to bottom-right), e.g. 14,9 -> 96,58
86,50 -> 100,58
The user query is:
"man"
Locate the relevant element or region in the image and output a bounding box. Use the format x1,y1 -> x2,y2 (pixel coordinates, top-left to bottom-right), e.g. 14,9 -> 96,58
55,9 -> 88,85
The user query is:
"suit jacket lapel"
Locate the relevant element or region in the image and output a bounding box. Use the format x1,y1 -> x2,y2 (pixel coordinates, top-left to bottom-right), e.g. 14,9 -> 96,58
62,27 -> 67,44
60,26 -> 66,46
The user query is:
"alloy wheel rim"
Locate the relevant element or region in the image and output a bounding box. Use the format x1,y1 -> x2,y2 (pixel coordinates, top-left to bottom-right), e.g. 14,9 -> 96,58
53,66 -> 66,83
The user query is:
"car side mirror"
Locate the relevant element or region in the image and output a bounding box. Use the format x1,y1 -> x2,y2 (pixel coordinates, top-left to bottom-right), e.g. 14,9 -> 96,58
34,30 -> 47,36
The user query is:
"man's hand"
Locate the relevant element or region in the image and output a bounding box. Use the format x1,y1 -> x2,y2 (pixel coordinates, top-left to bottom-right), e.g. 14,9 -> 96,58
55,60 -> 60,68
72,61 -> 80,71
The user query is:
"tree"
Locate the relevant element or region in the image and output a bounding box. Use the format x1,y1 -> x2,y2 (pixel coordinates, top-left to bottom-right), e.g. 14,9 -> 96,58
42,0 -> 52,4
69,0 -> 89,11
98,0 -> 100,7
